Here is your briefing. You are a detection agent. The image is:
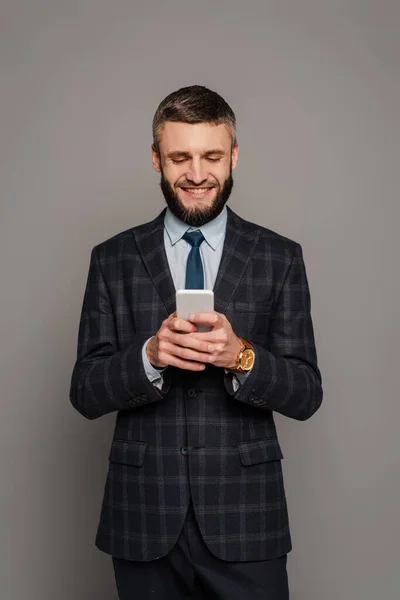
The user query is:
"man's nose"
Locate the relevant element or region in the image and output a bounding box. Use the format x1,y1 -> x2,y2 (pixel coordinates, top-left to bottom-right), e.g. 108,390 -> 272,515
185,160 -> 207,185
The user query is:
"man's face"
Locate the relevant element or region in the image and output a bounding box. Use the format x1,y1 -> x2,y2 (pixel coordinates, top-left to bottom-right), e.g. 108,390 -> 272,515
152,121 -> 239,227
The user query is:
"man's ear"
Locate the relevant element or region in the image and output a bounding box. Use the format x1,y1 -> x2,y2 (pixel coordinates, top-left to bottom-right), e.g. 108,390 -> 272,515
231,143 -> 239,170
151,144 -> 161,173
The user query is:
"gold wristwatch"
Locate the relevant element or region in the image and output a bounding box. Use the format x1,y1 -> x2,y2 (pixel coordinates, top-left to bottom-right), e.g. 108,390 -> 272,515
229,338 -> 255,373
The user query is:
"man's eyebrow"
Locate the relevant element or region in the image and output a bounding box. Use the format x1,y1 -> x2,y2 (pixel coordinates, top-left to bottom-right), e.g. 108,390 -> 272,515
166,151 -> 191,159
166,149 -> 227,159
203,149 -> 226,156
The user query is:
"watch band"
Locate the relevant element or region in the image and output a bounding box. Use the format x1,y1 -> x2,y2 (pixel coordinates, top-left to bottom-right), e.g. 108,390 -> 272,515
229,337 -> 255,373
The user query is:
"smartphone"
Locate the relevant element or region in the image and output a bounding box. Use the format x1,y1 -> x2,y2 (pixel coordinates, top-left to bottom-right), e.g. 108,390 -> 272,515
176,289 -> 214,333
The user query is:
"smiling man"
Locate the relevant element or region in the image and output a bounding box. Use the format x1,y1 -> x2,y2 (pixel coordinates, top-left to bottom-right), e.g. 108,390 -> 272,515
70,85 -> 323,600
156,119 -> 236,228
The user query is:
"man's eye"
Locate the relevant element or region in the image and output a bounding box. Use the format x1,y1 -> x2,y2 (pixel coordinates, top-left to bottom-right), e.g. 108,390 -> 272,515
172,158 -> 187,164
207,157 -> 221,162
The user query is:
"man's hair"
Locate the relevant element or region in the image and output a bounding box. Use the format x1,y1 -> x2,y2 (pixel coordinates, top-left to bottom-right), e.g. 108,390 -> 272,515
152,85 -> 237,152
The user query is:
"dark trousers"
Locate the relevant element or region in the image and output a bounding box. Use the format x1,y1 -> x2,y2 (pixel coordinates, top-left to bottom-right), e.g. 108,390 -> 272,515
112,503 -> 289,600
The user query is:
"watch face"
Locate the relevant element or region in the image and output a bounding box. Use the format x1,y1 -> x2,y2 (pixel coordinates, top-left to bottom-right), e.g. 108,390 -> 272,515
241,349 -> 255,370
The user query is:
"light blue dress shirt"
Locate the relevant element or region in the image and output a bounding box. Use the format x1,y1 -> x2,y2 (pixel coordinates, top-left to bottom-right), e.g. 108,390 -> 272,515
142,206 -> 248,388
163,206 -> 227,291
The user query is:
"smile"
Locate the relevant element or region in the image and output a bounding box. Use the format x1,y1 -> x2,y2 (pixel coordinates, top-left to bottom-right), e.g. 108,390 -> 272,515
180,187 -> 215,198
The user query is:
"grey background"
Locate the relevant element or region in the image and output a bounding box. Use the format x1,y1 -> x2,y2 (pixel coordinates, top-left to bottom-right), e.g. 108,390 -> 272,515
1,1 -> 399,598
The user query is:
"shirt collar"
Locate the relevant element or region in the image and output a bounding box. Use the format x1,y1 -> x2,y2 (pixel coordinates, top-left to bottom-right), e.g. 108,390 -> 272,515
164,206 -> 227,251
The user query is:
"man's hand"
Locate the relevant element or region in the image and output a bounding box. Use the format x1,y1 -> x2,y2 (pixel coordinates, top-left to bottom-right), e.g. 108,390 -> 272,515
146,312 -> 243,372
146,312 -> 215,371
187,312 -> 243,370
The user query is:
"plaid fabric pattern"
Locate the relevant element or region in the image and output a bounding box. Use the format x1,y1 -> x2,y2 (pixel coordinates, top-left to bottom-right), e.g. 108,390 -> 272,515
69,207 -> 323,561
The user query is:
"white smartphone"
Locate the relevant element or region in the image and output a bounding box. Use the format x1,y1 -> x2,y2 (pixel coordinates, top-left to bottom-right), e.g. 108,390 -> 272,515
176,289 -> 214,333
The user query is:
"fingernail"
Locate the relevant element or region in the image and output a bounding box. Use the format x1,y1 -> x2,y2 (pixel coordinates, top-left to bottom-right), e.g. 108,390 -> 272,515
208,344 -> 215,352
208,355 -> 215,363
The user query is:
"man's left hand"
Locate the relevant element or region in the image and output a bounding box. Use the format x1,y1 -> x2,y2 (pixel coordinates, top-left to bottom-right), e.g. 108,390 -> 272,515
188,312 -> 243,370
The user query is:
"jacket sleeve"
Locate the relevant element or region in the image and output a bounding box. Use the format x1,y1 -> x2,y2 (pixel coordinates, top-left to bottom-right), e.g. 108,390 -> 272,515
69,246 -> 169,420
225,243 -> 323,421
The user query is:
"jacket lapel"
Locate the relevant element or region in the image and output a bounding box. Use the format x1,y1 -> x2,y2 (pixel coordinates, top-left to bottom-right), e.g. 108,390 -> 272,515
133,209 -> 177,314
213,207 -> 260,314
132,206 -> 260,317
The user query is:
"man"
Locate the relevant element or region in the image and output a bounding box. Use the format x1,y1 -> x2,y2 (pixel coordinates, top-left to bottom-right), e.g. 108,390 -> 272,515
70,85 -> 323,599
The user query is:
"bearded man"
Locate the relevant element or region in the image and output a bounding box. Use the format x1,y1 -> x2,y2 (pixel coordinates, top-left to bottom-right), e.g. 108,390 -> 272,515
70,85 -> 323,600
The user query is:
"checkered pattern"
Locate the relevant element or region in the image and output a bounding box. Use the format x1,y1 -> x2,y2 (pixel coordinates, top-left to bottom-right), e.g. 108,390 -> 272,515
69,207 -> 322,562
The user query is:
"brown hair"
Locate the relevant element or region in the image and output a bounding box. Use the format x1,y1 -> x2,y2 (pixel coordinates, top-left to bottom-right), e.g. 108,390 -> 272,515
152,85 -> 237,152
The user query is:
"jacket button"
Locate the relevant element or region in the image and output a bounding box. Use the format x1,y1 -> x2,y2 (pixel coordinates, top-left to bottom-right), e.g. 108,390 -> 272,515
180,446 -> 188,456
187,390 -> 196,397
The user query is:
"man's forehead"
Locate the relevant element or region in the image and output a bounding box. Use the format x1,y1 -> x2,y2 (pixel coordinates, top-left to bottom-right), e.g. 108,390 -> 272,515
159,121 -> 232,153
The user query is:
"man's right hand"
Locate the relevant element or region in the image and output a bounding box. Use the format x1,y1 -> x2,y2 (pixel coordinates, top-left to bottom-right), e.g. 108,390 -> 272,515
146,312 -> 215,371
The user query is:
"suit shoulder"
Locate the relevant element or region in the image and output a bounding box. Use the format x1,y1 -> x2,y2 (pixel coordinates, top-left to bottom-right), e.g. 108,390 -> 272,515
91,212 -> 164,256
88,227 -> 133,260
258,224 -> 300,251
232,210 -> 300,251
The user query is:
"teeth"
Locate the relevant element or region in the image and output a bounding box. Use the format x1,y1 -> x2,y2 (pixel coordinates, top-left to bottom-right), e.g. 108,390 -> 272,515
184,188 -> 211,194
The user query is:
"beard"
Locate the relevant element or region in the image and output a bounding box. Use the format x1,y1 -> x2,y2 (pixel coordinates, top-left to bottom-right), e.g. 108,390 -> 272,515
160,168 -> 234,227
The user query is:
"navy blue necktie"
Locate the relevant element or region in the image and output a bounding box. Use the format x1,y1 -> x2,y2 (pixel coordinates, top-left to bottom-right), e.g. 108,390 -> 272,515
183,231 -> 205,289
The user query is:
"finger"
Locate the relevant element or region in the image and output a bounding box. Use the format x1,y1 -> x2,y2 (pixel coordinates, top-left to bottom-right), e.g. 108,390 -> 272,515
188,312 -> 220,326
168,316 -> 197,333
190,330 -> 228,346
158,344 -> 207,371
166,356 -> 206,371
162,341 -> 215,363
169,332 -> 216,353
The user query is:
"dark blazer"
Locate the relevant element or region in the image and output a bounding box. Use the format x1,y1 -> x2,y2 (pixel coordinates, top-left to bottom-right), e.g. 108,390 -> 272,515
69,207 -> 323,562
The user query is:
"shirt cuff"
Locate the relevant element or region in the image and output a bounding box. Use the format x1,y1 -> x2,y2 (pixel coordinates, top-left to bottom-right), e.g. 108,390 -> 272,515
231,370 -> 250,392
142,338 -> 167,389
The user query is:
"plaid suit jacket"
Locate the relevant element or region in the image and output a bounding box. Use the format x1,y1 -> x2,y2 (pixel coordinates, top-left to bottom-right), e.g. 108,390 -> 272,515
70,207 -> 323,562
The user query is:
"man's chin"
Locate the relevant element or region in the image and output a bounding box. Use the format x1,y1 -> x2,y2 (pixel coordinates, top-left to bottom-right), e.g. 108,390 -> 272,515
176,192 -> 218,212
167,190 -> 221,227
160,170 -> 233,227
174,205 -> 216,228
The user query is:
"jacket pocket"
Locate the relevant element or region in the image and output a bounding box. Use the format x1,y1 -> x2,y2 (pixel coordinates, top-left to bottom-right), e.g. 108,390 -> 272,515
237,438 -> 283,466
108,439 -> 147,467
232,300 -> 273,342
